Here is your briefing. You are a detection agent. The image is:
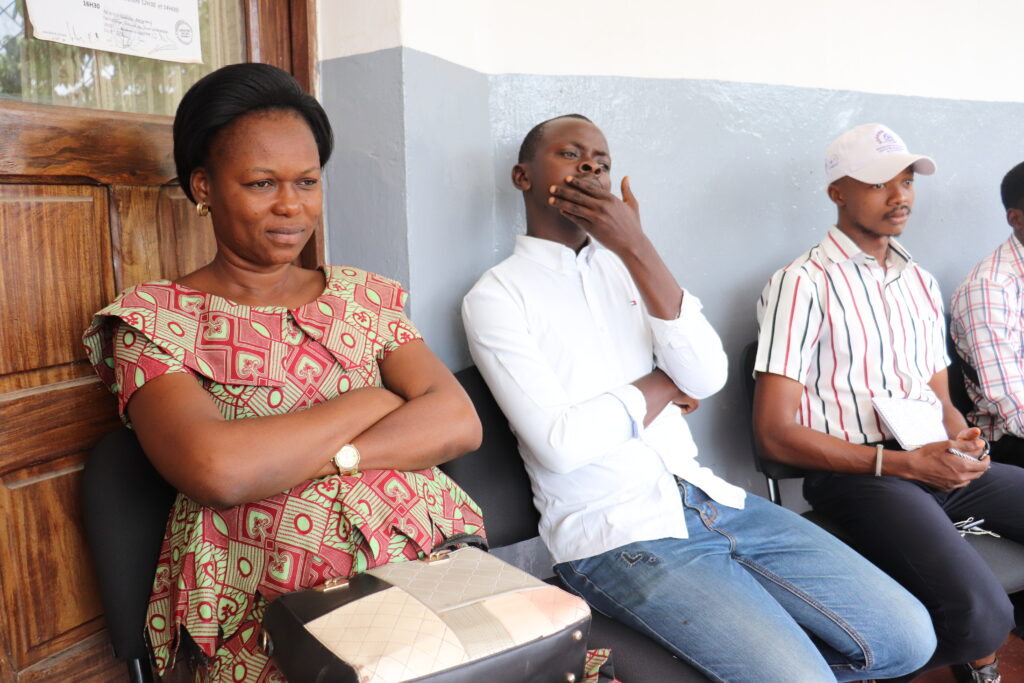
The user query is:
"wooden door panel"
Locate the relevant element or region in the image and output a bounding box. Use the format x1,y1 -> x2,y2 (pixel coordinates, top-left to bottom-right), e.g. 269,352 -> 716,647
0,642 -> 15,681
0,365 -> 96,396
110,185 -> 165,292
0,379 -> 118,671
0,102 -> 174,185
0,186 -> 113,378
0,3 -> 318,678
112,184 -> 217,291
159,185 -> 217,282
0,379 -> 118,479
247,0 -> 292,71
0,460 -> 106,670
17,632 -> 126,683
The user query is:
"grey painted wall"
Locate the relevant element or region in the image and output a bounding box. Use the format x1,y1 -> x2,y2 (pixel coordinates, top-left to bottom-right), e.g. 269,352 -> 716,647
320,49 -> 410,285
322,47 -> 1024,505
403,52 -> 495,368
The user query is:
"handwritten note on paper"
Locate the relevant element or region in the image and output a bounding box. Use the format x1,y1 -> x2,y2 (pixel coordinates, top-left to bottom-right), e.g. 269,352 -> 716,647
26,0 -> 202,64
871,397 -> 949,450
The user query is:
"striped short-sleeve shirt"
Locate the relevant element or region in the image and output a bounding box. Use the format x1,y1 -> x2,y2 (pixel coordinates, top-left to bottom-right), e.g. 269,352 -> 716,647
755,226 -> 950,445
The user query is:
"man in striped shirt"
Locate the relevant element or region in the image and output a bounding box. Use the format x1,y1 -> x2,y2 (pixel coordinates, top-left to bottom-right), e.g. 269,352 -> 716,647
951,161 -> 1024,468
753,123 -> 1024,683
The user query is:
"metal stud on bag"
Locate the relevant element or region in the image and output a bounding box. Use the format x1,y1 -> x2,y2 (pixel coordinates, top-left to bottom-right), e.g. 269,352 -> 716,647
258,628 -> 274,657
565,674 -> 576,683
572,630 -> 583,641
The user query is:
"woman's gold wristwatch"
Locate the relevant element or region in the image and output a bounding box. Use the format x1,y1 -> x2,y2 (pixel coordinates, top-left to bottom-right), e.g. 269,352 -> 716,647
332,443 -> 361,475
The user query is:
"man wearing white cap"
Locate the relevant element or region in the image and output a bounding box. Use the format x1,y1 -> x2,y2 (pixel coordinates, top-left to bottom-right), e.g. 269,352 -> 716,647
752,123 -> 1024,683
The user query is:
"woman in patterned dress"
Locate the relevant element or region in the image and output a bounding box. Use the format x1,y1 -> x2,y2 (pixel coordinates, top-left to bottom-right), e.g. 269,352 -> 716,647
83,63 -> 485,682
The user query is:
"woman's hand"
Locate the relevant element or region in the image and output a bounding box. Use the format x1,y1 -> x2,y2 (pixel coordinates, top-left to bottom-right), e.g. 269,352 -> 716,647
349,340 -> 482,471
128,375 -> 404,508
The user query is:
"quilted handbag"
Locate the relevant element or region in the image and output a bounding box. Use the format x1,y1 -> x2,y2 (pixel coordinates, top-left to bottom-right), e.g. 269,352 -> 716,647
260,537 -> 591,683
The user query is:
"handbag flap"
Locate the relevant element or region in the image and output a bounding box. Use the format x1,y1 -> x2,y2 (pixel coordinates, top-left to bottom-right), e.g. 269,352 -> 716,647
367,547 -> 545,612
305,586 -> 469,681
266,547 -> 592,683
303,583 -> 590,681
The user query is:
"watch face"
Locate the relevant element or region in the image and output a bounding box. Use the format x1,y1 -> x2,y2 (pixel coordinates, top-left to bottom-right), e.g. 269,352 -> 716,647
337,444 -> 360,470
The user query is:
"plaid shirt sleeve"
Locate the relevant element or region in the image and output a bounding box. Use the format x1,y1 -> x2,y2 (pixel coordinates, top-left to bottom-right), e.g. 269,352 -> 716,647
952,276 -> 1024,438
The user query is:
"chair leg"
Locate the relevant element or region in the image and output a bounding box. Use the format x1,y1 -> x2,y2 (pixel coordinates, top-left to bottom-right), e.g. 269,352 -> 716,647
127,657 -> 154,683
765,475 -> 782,505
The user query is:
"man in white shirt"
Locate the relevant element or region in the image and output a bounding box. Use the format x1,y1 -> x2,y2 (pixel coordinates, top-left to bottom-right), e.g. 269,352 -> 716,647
462,114 -> 934,683
754,123 -> 1024,683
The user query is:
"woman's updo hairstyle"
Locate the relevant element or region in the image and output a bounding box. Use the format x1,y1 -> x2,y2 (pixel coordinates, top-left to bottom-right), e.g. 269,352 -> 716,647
173,62 -> 334,203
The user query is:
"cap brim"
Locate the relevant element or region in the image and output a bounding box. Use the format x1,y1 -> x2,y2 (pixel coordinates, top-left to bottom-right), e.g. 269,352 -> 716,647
848,154 -> 937,184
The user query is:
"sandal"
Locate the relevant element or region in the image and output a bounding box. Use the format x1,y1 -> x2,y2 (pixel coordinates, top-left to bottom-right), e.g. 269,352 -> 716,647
952,659 -> 1001,683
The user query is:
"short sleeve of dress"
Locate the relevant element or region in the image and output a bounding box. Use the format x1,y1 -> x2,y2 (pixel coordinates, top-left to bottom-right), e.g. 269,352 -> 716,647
377,306 -> 422,361
358,270 -> 421,361
111,322 -> 196,419
319,266 -> 422,364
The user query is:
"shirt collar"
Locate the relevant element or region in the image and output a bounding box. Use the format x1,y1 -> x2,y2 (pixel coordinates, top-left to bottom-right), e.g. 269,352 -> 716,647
1005,234 -> 1024,273
514,234 -> 598,272
820,225 -> 914,271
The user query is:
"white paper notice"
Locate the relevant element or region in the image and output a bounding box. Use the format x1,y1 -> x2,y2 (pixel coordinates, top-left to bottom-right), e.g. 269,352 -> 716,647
26,0 -> 202,64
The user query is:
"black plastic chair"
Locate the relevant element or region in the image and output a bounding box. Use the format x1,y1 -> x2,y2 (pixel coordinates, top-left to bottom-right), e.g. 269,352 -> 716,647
446,365 -> 711,682
742,341 -> 1024,595
945,314 -> 981,417
82,427 -> 176,683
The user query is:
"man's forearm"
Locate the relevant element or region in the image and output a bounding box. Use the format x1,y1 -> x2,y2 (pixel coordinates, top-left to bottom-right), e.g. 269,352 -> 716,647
941,403 -> 970,440
754,388 -> 988,491
617,237 -> 683,321
632,368 -> 683,427
756,419 -> 894,475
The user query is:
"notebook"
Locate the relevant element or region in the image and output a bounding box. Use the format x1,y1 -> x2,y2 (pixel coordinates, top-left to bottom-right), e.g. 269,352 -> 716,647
871,396 -> 948,450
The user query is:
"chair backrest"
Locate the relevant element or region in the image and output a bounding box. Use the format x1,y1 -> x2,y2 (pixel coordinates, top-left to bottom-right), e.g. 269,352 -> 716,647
944,315 -> 977,418
441,366 -> 541,549
81,428 -> 176,663
741,341 -> 809,503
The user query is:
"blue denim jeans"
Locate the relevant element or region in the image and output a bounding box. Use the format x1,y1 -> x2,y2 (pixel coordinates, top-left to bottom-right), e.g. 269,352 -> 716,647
554,481 -> 936,683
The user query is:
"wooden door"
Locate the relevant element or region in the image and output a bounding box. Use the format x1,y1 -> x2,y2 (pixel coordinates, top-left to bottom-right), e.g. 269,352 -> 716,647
0,1 -> 318,680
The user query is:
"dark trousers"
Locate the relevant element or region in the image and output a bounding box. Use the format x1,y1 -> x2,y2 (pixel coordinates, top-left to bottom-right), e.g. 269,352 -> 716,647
989,435 -> 1024,630
804,462 -> 1024,671
991,433 -> 1024,468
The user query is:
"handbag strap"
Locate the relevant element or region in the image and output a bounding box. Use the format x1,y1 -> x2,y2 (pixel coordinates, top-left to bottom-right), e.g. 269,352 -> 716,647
431,533 -> 489,554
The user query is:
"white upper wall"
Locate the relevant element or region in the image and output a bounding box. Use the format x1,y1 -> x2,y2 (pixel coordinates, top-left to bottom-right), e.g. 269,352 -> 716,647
319,0 -> 1024,102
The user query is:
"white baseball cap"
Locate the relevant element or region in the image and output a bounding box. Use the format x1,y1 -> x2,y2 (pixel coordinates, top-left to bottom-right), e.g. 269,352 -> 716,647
824,123 -> 936,185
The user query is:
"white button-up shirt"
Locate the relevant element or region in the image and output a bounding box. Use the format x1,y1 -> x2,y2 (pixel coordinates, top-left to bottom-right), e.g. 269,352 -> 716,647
462,235 -> 746,565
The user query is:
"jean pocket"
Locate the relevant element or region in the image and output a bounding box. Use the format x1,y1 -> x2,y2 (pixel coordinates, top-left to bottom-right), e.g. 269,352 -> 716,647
618,548 -> 660,568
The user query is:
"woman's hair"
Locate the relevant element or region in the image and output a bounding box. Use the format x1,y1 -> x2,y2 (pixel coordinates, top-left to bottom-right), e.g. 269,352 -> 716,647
173,62 -> 334,203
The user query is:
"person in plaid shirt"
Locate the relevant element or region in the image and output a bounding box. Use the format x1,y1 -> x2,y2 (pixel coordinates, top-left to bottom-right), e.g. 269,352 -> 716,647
951,161 -> 1024,467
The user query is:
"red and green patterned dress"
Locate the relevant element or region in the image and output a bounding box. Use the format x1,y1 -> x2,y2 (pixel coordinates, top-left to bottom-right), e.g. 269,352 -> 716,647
83,266 -> 485,682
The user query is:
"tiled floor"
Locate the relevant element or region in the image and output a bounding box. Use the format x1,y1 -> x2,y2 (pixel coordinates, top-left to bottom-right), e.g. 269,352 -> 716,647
912,633 -> 1024,682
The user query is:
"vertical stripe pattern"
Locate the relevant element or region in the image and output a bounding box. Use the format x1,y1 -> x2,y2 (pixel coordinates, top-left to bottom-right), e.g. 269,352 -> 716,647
755,226 -> 949,445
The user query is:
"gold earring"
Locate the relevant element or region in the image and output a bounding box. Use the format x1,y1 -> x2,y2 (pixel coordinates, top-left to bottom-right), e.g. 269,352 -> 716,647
195,201 -> 210,217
